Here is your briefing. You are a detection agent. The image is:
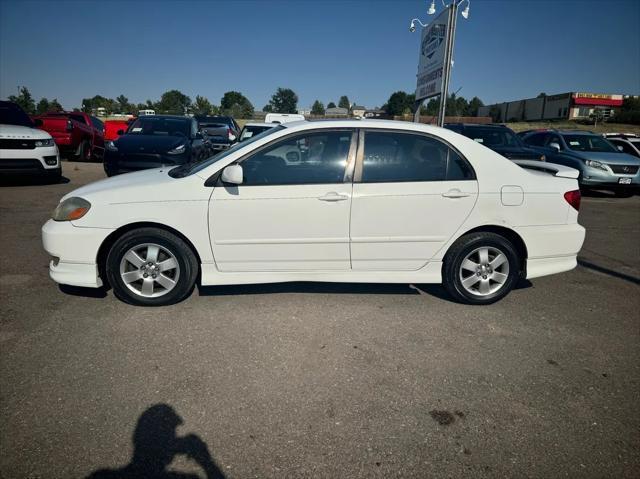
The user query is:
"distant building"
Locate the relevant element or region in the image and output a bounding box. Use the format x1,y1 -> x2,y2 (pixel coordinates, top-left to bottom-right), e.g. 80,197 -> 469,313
297,108 -> 311,116
477,92 -> 625,122
324,107 -> 348,117
351,105 -> 366,117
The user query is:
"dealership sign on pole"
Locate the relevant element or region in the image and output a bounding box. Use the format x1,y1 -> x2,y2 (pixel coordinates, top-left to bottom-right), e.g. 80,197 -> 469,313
415,7 -> 450,101
414,3 -> 457,126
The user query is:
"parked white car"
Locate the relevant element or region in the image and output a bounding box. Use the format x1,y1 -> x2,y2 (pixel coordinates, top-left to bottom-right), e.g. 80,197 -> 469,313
1,101 -> 61,181
42,120 -> 585,306
264,113 -> 305,124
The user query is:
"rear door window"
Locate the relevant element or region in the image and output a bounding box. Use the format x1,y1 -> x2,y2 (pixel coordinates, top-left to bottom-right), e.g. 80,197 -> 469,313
360,130 -> 475,183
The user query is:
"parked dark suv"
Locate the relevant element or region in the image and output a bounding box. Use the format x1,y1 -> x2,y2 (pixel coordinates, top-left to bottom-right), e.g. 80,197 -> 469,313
445,123 -> 545,161
104,115 -> 208,176
195,116 -> 240,152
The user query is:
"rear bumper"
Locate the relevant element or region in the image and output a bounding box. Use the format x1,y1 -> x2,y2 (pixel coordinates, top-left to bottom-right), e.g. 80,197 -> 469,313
515,223 -> 586,279
526,255 -> 577,280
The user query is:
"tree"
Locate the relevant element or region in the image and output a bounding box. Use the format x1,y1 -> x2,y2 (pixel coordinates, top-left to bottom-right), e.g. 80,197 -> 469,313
8,86 -> 36,114
36,98 -> 50,114
311,100 -> 325,115
262,104 -> 273,113
338,96 -> 350,110
327,102 -> 336,109
466,96 -> 484,116
116,94 -> 133,113
220,91 -> 254,118
268,87 -> 298,114
156,89 -> 191,114
384,91 -> 414,116
192,95 -> 215,115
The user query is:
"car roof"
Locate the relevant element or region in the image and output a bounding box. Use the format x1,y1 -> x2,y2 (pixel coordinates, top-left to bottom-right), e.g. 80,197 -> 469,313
243,122 -> 278,127
280,119 -> 456,135
137,115 -> 190,120
444,123 -> 508,128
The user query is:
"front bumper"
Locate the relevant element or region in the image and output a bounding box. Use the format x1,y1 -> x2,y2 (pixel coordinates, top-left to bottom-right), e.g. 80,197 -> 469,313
580,164 -> 640,187
104,150 -> 189,176
42,219 -> 114,287
0,145 -> 61,177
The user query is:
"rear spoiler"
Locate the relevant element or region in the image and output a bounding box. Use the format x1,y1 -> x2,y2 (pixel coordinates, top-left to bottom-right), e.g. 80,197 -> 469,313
513,160 -> 579,179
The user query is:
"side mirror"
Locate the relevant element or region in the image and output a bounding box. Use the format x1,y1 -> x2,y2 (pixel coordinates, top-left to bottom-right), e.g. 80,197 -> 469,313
195,131 -> 203,140
549,142 -> 561,152
617,145 -> 624,152
117,129 -> 125,136
33,118 -> 43,127
221,164 -> 243,185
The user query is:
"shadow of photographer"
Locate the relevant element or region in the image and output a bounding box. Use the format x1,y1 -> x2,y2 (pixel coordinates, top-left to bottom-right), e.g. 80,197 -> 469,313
87,403 -> 225,479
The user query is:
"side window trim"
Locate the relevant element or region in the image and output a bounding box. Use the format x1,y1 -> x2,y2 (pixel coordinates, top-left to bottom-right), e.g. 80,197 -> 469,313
353,128 -> 476,183
216,128 -> 358,187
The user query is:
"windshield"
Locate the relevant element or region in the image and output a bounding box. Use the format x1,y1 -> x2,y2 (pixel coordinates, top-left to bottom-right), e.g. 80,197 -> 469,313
465,127 -> 522,147
169,125 -> 285,178
197,116 -> 232,127
127,117 -> 190,137
562,134 -> 617,153
0,102 -> 34,127
240,125 -> 275,141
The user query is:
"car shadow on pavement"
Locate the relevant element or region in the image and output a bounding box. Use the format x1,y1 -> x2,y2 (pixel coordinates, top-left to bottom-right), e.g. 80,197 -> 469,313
198,279 -> 533,301
0,176 -> 70,187
86,403 -> 226,479
59,284 -> 108,299
577,258 -> 640,285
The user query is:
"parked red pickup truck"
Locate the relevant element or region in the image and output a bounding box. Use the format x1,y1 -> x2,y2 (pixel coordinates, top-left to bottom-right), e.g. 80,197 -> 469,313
33,112 -> 105,161
104,118 -> 134,141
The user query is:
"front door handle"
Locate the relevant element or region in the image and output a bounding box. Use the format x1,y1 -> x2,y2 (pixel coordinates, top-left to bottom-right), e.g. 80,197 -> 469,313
442,188 -> 470,198
318,192 -> 349,202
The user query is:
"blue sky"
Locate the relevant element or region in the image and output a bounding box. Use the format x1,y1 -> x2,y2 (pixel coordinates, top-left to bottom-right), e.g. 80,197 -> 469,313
1,0 -> 639,110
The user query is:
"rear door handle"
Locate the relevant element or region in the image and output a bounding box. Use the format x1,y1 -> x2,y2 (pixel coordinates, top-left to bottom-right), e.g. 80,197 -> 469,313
442,188 -> 470,198
318,192 -> 349,202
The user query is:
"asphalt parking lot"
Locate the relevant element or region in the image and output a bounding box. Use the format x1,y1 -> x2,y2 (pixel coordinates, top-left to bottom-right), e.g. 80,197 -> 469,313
1,162 -> 639,479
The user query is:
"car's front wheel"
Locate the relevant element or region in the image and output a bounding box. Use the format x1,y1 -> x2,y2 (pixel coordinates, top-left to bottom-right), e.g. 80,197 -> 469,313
106,227 -> 198,306
443,232 -> 520,305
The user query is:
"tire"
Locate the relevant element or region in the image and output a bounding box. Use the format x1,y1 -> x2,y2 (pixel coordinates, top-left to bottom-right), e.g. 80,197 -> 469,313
443,232 -> 520,305
613,188 -> 634,198
106,227 -> 198,306
76,140 -> 91,161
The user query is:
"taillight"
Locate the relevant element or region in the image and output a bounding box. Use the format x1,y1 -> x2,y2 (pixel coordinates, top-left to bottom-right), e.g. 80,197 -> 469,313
564,189 -> 581,211
66,119 -> 73,131
227,128 -> 235,141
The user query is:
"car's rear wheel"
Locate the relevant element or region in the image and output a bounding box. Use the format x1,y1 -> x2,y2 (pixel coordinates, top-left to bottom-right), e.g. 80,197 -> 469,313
443,232 -> 520,305
106,227 -> 198,306
76,140 -> 91,161
613,188 -> 634,198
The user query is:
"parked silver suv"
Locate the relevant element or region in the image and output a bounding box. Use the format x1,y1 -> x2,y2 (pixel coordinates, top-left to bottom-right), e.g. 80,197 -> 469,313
521,129 -> 639,197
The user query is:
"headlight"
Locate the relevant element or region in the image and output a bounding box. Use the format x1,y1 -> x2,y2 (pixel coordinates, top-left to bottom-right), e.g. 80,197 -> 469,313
585,159 -> 608,171
105,140 -> 118,152
167,144 -> 186,155
34,138 -> 55,147
52,197 -> 91,222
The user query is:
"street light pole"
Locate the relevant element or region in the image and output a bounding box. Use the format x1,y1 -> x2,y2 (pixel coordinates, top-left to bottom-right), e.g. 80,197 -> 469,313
436,2 -> 457,127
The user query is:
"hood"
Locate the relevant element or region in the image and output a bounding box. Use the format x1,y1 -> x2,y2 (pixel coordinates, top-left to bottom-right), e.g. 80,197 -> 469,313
61,167 -> 209,206
0,124 -> 52,140
491,145 -> 542,160
114,134 -> 187,153
572,151 -> 640,165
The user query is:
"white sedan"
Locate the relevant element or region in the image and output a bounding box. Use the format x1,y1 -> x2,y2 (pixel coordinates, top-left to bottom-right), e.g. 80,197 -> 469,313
42,120 -> 585,306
